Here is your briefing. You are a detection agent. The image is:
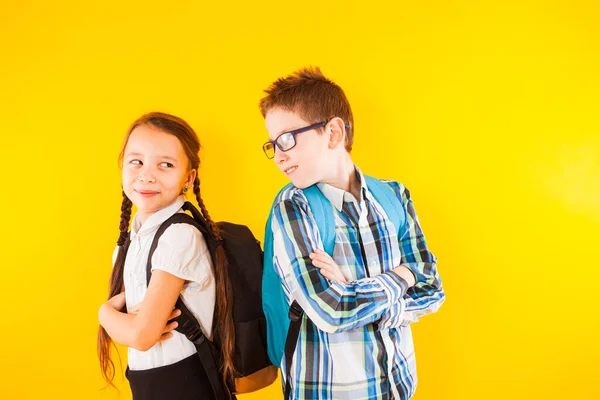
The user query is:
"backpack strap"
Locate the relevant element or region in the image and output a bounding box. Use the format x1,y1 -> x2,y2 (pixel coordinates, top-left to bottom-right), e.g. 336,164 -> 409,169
303,185 -> 336,253
281,185 -> 337,399
364,175 -> 406,236
147,210 -> 231,400
263,184 -> 293,366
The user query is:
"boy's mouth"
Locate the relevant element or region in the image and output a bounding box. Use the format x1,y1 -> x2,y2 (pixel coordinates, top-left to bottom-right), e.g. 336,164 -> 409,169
284,165 -> 298,175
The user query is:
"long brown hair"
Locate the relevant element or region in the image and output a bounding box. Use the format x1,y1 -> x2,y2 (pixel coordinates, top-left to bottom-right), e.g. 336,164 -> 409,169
97,112 -> 235,389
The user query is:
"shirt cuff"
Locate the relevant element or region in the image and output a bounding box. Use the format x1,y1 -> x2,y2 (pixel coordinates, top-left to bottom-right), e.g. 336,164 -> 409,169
374,271 -> 409,306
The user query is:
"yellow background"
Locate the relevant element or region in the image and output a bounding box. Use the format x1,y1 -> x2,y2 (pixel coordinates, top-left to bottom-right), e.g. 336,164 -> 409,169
1,0 -> 598,399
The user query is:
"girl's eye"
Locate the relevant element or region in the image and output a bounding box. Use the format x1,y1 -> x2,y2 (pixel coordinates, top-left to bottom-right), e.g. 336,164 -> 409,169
130,159 -> 142,165
160,162 -> 174,168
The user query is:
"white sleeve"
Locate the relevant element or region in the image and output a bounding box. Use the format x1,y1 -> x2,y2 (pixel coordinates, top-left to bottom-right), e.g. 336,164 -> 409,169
150,223 -> 213,289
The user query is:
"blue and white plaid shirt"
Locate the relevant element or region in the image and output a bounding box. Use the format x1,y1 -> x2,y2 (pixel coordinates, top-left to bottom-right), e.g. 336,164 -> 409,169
271,166 -> 445,399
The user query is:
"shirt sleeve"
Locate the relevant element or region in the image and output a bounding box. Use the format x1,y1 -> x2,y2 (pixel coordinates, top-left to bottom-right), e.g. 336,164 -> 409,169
272,191 -> 409,334
151,223 -> 213,290
378,182 -> 445,329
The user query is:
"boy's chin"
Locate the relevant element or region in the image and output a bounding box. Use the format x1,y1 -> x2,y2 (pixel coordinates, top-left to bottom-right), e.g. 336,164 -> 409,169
290,177 -> 319,190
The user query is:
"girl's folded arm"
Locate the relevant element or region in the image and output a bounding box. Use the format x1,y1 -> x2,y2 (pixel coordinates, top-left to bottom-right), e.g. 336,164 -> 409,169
98,270 -> 183,351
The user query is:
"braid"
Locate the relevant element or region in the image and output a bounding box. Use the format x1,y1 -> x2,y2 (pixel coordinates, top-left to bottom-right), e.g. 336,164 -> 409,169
117,191 -> 132,246
98,191 -> 132,389
193,177 -> 236,386
193,178 -> 222,240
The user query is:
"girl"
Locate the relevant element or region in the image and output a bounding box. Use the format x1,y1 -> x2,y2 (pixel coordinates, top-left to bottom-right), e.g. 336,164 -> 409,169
97,112 -> 234,399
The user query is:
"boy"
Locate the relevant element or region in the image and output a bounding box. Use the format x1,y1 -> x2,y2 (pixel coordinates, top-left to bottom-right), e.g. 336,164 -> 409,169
260,67 -> 444,400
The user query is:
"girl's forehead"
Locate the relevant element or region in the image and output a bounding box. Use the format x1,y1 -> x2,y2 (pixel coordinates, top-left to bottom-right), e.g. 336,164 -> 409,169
126,124 -> 185,157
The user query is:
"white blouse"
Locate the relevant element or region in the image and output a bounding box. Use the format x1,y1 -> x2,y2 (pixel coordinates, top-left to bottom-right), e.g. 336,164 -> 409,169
117,196 -> 216,371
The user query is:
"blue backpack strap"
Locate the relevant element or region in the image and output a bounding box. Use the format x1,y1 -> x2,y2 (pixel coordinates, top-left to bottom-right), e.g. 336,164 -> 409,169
262,184 -> 293,366
364,175 -> 406,236
302,185 -> 335,254
262,184 -> 335,369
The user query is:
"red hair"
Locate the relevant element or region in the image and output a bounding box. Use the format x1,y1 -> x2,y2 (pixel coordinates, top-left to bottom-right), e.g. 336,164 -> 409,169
259,66 -> 355,152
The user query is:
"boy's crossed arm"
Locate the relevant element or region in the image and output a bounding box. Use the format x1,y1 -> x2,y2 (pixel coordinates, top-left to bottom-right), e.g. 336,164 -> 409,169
272,199 -> 413,334
377,181 -> 446,329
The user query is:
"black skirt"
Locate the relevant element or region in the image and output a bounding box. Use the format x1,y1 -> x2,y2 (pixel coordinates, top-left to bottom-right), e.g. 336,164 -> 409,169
126,354 -> 216,400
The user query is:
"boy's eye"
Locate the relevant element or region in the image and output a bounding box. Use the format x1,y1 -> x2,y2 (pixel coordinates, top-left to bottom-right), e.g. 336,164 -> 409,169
277,132 -> 296,150
159,162 -> 174,168
130,159 -> 142,165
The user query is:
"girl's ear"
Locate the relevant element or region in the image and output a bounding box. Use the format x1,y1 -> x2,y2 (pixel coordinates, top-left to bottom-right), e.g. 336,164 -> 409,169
187,169 -> 197,188
327,117 -> 347,150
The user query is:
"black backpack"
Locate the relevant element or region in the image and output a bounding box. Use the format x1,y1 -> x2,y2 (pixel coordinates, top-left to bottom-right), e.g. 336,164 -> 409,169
144,201 -> 276,399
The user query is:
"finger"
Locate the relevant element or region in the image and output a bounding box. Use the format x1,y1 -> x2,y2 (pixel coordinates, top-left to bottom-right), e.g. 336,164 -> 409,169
313,255 -> 345,281
313,260 -> 346,283
169,309 -> 181,320
311,250 -> 333,261
312,259 -> 339,277
314,249 -> 334,259
330,271 -> 347,283
158,332 -> 173,342
313,260 -> 343,282
320,269 -> 347,284
311,254 -> 334,267
309,250 -> 332,262
163,321 -> 178,333
312,259 -> 332,271
319,270 -> 336,281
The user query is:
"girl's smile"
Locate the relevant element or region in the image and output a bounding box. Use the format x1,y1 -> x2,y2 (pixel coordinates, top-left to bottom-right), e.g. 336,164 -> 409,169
122,124 -> 196,225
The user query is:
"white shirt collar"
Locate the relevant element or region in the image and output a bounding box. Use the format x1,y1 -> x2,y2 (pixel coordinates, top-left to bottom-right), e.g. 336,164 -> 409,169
316,165 -> 369,213
130,196 -> 185,239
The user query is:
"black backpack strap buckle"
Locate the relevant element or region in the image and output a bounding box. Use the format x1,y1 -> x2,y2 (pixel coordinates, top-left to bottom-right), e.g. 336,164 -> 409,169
180,319 -> 205,345
284,300 -> 304,399
288,301 -> 303,322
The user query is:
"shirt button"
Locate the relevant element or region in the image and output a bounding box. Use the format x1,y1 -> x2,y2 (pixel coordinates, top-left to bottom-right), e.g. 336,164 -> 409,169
369,260 -> 378,267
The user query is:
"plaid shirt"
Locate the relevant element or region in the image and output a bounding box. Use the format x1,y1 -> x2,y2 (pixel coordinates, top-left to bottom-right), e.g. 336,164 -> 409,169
271,167 -> 445,400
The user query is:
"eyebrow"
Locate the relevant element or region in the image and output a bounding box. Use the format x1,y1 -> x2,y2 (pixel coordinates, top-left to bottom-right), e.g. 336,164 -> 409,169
125,152 -> 179,162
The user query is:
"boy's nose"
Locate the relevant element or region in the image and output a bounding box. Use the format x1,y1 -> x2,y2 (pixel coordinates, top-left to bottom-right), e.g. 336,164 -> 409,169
274,147 -> 289,164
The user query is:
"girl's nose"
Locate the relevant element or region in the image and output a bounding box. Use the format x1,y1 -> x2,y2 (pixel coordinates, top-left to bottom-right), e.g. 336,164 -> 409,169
139,169 -> 156,183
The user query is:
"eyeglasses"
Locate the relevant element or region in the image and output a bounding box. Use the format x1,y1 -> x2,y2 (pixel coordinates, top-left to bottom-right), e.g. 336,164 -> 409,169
262,121 -> 353,159
262,121 -> 327,159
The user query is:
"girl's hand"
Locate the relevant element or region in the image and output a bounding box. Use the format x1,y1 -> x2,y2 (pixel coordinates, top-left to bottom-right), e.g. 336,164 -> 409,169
310,249 -> 348,284
106,292 -> 126,310
129,303 -> 181,342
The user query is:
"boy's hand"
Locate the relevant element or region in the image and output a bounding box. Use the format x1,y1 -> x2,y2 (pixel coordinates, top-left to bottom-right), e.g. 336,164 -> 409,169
129,303 -> 181,342
391,266 -> 416,288
310,249 -> 348,284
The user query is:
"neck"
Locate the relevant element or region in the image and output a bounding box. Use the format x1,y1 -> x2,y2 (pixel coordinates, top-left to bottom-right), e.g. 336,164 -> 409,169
323,154 -> 361,200
138,212 -> 150,227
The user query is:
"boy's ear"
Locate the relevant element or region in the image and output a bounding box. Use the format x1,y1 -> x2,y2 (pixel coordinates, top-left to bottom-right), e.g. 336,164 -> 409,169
327,117 -> 347,150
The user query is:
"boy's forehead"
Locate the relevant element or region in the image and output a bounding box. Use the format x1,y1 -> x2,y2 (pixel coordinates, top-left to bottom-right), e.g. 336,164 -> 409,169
265,108 -> 310,139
